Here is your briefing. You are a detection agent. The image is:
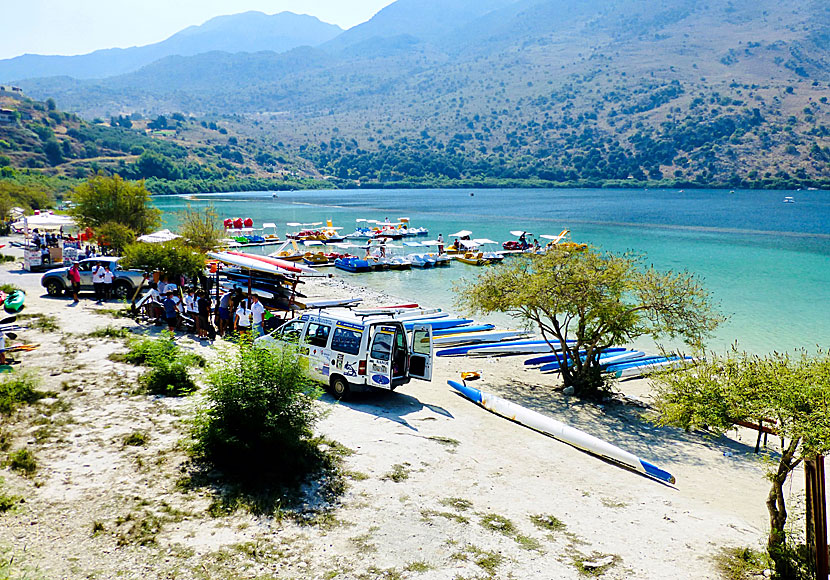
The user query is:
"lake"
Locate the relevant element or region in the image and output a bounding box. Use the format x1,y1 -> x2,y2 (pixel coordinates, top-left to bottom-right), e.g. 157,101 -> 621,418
152,188 -> 830,355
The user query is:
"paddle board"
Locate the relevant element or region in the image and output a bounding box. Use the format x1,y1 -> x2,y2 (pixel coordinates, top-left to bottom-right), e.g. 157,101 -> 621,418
611,357 -> 694,379
403,318 -> 473,331
539,350 -> 642,373
433,330 -> 531,346
433,324 -> 496,336
448,380 -> 675,484
437,339 -> 571,357
525,348 -> 628,366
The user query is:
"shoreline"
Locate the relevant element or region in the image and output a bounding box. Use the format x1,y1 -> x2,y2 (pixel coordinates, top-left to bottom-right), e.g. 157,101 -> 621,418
0,244 -> 800,579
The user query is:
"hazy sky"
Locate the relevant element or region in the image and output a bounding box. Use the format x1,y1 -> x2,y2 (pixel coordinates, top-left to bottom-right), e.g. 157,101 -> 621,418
0,0 -> 396,60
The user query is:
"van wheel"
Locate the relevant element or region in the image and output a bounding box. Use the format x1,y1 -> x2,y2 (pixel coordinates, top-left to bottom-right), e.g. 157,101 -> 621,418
113,281 -> 132,300
330,376 -> 351,400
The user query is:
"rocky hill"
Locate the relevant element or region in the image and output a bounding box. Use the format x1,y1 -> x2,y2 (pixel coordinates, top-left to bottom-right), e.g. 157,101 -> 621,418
5,0 -> 830,188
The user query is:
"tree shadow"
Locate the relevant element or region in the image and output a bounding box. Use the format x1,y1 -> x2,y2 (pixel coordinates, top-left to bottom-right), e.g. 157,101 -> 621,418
474,378 -> 769,480
319,389 -> 454,432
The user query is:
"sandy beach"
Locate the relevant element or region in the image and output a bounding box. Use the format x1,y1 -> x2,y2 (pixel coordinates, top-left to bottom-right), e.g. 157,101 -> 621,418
0,240 -> 800,580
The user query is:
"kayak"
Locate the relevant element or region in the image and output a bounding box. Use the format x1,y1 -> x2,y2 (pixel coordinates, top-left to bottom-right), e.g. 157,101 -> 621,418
525,347 -> 628,366
3,290 -> 25,313
539,350 -> 643,373
433,324 -> 496,336
437,339 -> 573,357
448,380 -> 675,484
610,356 -> 695,379
433,330 -> 532,346
403,318 -> 474,331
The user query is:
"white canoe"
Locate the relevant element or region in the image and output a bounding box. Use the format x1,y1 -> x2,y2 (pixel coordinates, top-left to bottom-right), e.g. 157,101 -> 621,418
448,381 -> 675,484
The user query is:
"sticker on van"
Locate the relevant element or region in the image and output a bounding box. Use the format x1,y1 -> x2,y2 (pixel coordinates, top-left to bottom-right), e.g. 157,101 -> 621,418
336,321 -> 364,331
371,374 -> 390,385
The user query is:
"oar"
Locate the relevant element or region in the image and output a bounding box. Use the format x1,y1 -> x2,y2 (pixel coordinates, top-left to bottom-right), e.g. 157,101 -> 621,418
3,332 -> 17,340
0,315 -> 17,325
0,344 -> 39,353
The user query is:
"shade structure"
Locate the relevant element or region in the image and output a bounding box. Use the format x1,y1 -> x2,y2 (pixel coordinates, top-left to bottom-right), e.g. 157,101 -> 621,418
13,213 -> 76,231
136,229 -> 182,243
450,230 -> 472,237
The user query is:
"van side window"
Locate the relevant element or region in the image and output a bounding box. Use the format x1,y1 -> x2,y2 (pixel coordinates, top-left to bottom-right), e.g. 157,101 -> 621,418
370,332 -> 393,361
277,320 -> 305,343
331,327 -> 362,355
305,322 -> 331,348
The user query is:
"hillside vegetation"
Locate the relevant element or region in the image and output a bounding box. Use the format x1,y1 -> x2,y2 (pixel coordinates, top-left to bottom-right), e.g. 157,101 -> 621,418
3,0 -> 830,189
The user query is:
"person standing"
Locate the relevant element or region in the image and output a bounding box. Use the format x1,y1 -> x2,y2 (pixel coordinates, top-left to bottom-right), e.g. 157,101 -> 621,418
102,264 -> 114,301
92,262 -> 106,303
234,297 -> 252,335
217,290 -> 232,336
437,233 -> 444,255
185,288 -> 199,334
249,294 -> 266,337
163,290 -> 180,332
68,261 -> 81,303
197,290 -> 212,339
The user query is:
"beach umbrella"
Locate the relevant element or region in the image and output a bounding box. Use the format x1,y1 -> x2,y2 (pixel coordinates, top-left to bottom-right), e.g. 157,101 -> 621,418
450,230 -> 472,237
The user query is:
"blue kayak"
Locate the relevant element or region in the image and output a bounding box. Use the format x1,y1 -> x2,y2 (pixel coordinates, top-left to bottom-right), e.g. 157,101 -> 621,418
437,339 -> 574,357
540,350 -> 644,373
603,355 -> 679,373
525,347 -> 627,366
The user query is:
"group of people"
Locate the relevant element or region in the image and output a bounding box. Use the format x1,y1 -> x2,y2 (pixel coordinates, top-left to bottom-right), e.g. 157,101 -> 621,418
141,283 -> 269,340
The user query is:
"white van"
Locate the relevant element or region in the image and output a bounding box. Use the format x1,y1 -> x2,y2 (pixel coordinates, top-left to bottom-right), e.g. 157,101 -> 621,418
255,310 -> 434,398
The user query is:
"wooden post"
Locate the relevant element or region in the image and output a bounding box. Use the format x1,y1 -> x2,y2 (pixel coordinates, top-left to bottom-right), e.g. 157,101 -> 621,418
806,456 -> 829,580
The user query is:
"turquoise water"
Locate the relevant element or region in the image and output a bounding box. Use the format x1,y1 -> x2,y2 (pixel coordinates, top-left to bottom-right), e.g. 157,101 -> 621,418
153,188 -> 830,355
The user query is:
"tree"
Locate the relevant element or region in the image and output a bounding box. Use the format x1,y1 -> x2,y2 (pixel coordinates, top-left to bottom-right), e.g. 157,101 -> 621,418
70,173 -> 160,234
177,204 -> 223,253
191,341 -> 325,483
120,240 -> 204,281
95,221 -> 136,254
652,349 -> 830,578
457,247 -> 723,398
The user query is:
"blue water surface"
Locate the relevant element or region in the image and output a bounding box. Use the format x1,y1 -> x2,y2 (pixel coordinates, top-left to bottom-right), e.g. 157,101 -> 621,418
153,188 -> 830,354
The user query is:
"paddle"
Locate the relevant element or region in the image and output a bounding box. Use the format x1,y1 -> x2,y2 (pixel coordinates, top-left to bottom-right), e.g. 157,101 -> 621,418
3,332 -> 16,340
0,315 -> 16,325
0,344 -> 39,353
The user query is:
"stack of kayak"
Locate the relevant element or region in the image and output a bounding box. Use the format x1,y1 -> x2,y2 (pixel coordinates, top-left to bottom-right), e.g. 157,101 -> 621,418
524,348 -> 695,380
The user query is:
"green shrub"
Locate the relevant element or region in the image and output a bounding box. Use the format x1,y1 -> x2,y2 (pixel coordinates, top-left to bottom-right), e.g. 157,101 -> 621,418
87,325 -> 132,339
0,478 -> 21,514
0,283 -> 20,294
6,449 -> 37,476
125,332 -> 202,396
0,371 -> 44,415
191,341 -> 324,483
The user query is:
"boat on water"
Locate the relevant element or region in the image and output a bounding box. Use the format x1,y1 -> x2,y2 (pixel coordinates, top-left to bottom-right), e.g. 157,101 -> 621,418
783,196 -> 795,203
269,240 -> 306,261
334,257 -> 372,273
448,380 -> 675,484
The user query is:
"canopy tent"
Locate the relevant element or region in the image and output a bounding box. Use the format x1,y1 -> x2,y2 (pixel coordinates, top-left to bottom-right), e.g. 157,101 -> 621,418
12,213 -> 76,232
136,229 -> 182,243
450,230 -> 472,238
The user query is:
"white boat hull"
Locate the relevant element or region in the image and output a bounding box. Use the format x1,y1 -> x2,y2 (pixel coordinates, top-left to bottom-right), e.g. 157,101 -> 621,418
448,381 -> 675,484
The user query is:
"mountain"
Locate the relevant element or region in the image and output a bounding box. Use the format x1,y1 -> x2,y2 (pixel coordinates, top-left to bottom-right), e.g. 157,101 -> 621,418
6,0 -> 830,188
0,11 -> 342,82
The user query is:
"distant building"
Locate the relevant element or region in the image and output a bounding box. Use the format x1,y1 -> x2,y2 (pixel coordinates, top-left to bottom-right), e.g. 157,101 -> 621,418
0,85 -> 23,95
0,108 -> 16,123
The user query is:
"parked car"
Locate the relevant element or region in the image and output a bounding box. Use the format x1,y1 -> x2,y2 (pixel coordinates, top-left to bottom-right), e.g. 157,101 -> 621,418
41,257 -> 145,300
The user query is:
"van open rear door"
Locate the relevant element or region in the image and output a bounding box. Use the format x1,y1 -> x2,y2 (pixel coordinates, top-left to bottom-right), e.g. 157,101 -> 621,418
409,324 -> 433,381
